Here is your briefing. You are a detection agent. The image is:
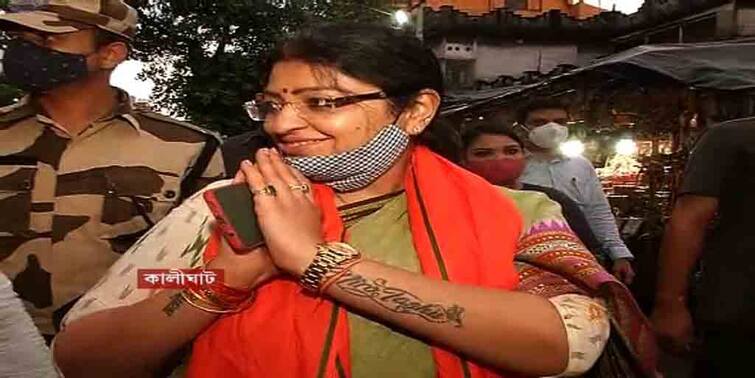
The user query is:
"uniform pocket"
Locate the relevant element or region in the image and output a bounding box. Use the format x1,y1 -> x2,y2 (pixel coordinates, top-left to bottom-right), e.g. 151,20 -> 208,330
98,170 -> 180,253
54,165 -> 179,248
102,193 -> 179,254
0,157 -> 37,234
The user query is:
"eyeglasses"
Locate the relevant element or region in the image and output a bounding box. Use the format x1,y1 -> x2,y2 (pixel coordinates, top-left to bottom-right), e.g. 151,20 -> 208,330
243,91 -> 389,122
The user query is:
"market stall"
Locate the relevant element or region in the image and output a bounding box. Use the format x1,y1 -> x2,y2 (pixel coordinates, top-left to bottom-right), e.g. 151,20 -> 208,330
443,39 -> 755,216
440,40 -> 755,310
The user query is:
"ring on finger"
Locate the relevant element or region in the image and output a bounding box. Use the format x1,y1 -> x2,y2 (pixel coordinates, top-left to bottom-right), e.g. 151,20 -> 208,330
289,183 -> 311,193
251,185 -> 277,197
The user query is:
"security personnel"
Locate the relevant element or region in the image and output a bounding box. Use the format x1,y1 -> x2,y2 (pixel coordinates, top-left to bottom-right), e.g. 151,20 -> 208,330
0,0 -> 225,339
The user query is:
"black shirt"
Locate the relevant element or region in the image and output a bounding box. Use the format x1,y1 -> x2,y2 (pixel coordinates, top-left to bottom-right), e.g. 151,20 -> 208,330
680,117 -> 755,329
521,183 -> 608,265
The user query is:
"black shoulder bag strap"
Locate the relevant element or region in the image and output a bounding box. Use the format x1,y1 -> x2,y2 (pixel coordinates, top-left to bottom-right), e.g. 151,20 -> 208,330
179,135 -> 220,202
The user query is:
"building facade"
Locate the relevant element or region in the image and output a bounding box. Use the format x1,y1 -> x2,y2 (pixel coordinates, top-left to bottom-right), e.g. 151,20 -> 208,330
414,0 -> 749,90
613,0 -> 754,49
420,0 -> 603,18
419,2 -> 614,89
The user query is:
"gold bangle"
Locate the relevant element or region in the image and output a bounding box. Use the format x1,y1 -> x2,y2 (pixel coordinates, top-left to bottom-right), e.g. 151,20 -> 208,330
183,287 -> 227,310
201,259 -> 256,293
200,286 -> 256,311
181,286 -> 255,314
180,289 -> 238,314
175,265 -> 256,314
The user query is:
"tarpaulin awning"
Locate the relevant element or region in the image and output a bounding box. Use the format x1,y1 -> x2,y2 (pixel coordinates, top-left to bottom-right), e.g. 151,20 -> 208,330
442,85 -> 536,115
575,40 -> 755,91
441,40 -> 755,115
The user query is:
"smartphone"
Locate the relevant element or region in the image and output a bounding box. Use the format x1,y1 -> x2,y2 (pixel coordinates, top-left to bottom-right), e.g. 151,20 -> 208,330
203,183 -> 265,252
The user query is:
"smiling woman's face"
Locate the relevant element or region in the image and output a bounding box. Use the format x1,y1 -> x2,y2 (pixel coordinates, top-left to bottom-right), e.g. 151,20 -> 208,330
261,60 -> 398,157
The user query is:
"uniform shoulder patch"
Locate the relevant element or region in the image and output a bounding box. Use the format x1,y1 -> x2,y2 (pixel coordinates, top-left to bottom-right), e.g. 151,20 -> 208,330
133,111 -> 221,144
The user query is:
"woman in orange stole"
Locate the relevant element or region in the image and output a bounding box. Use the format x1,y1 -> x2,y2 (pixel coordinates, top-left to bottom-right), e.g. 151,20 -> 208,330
55,23 -> 655,378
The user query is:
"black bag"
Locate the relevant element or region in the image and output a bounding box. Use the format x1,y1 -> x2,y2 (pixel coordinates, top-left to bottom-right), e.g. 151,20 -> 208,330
583,324 -> 649,378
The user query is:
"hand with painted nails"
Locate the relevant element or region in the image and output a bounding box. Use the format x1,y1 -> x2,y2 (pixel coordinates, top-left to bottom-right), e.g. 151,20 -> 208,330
236,148 -> 324,277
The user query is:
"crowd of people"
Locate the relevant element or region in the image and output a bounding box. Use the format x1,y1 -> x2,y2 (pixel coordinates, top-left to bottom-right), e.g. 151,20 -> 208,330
0,1 -> 752,378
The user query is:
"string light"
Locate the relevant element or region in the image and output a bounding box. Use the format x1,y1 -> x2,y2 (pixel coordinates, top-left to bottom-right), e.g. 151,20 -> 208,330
560,140 -> 585,157
615,139 -> 638,155
394,10 -> 410,25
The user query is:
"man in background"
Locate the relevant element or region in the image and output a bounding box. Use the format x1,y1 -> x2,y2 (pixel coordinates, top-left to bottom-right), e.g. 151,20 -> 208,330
517,100 -> 636,284
0,0 -> 224,340
652,117 -> 755,377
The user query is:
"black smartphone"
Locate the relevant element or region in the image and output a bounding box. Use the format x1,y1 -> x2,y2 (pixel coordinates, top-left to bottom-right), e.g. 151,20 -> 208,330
203,183 -> 265,251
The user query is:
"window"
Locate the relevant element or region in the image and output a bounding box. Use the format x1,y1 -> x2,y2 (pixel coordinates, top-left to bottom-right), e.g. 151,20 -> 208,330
507,0 -> 527,11
444,60 -> 475,90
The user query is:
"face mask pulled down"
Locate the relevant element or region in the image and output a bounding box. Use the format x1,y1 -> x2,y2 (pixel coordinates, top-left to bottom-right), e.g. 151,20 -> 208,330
284,124 -> 410,192
2,39 -> 90,92
528,122 -> 569,150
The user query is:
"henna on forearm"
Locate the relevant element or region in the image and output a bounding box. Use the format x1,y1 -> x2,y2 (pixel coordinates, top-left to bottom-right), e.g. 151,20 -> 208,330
336,271 -> 465,327
162,292 -> 184,317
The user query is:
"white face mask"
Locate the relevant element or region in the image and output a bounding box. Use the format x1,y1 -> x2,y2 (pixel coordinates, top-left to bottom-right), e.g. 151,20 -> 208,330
528,122 -> 569,150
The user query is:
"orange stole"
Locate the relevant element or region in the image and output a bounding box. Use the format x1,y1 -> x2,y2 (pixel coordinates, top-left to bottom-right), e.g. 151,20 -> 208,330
187,146 -> 523,378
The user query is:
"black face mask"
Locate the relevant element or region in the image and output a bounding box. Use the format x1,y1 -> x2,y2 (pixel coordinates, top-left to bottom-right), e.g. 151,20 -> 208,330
2,39 -> 90,92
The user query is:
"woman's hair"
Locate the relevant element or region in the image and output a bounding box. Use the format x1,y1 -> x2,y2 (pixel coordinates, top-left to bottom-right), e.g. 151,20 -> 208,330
264,22 -> 445,146
461,120 -> 524,151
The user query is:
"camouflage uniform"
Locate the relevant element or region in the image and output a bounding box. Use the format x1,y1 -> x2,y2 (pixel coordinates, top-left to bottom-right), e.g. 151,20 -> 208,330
0,92 -> 225,336
0,0 -> 226,337
0,0 -> 138,39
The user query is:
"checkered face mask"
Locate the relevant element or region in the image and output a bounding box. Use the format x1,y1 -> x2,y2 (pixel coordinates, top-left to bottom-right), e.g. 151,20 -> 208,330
284,124 -> 410,192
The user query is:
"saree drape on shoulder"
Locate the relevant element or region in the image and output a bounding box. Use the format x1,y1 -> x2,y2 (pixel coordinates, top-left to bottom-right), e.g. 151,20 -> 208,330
506,190 -> 657,377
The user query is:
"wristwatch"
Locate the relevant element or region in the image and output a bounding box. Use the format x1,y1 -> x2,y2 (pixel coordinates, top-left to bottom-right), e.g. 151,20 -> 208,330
300,242 -> 362,293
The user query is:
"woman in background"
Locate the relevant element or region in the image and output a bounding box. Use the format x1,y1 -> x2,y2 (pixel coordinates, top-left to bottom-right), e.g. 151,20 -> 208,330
460,121 -> 608,264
